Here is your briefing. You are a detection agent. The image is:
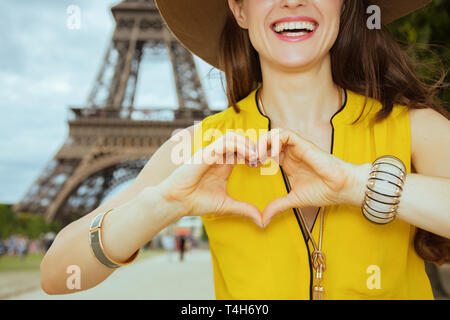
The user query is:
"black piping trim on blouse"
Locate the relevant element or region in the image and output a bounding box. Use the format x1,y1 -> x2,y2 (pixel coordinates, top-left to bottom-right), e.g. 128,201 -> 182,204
309,88 -> 348,234
254,87 -> 348,300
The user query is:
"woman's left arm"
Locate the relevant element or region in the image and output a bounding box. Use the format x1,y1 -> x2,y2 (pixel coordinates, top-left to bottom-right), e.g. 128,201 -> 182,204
350,108 -> 450,238
259,112 -> 450,237
397,108 -> 450,238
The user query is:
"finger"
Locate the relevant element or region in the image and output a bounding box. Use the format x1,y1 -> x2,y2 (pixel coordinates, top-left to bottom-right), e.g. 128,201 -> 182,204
257,129 -> 282,165
184,133 -> 258,184
257,132 -> 269,165
213,132 -> 258,165
223,151 -> 258,167
279,151 -> 286,165
278,127 -> 320,160
272,127 -> 333,174
181,142 -> 236,186
180,148 -> 222,186
221,195 -> 263,228
224,131 -> 258,155
262,192 -> 298,227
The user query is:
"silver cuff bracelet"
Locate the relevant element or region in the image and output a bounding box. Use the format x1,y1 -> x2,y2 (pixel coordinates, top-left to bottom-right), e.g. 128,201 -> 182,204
362,155 -> 406,224
89,209 -> 139,268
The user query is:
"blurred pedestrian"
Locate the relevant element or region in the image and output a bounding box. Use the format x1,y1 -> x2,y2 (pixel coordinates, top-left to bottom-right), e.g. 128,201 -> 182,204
161,234 -> 176,262
17,236 -> 29,259
179,236 -> 186,262
29,239 -> 41,253
43,232 -> 55,251
7,235 -> 18,256
0,239 -> 6,256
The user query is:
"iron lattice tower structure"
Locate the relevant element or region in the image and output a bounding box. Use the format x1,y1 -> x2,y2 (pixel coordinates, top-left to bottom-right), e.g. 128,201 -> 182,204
13,0 -> 218,226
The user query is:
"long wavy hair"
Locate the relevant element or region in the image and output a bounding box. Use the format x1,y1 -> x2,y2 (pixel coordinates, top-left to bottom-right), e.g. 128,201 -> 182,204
218,0 -> 449,264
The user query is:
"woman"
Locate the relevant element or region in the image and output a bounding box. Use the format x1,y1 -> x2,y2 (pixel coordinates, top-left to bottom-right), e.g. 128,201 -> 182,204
40,0 -> 450,299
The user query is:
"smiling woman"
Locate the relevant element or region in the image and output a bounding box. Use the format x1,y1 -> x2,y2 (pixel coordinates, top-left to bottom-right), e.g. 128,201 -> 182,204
40,0 -> 450,301
155,0 -> 449,299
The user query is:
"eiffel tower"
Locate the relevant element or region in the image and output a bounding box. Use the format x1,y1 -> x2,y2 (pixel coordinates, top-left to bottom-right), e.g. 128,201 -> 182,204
13,0 -> 219,226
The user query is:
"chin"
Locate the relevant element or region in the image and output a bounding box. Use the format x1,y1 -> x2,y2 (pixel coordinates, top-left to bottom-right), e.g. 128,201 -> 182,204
274,54 -> 318,70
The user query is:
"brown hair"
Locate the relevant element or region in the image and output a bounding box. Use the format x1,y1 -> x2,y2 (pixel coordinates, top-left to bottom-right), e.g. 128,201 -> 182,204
218,0 -> 449,264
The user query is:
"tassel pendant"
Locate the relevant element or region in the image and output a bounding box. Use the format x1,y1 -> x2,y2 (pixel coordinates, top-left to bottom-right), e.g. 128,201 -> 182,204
312,264 -> 324,300
313,285 -> 324,300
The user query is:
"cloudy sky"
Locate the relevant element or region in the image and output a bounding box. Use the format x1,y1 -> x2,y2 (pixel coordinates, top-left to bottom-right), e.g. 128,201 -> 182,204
0,0 -> 227,204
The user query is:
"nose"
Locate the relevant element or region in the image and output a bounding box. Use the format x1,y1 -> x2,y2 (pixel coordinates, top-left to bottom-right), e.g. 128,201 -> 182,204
280,0 -> 306,8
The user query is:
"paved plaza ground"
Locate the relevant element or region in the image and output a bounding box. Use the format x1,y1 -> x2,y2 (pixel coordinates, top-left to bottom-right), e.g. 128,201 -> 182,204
7,249 -> 215,300
3,249 -> 449,300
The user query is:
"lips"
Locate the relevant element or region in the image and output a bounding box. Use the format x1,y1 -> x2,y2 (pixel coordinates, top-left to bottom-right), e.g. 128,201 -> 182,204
270,16 -> 319,42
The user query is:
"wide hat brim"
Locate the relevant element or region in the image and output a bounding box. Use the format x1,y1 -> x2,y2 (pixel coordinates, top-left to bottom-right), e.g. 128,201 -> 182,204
155,0 -> 431,71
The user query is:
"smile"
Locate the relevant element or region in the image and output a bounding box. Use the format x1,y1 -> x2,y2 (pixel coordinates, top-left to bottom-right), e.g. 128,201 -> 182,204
270,16 -> 319,42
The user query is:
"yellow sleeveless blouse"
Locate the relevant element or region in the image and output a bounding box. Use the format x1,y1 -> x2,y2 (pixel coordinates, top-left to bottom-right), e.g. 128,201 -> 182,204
191,86 -> 433,300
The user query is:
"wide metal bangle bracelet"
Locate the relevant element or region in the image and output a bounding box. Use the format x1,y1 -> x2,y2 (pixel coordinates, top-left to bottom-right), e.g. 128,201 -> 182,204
89,209 -> 139,268
362,155 -> 406,224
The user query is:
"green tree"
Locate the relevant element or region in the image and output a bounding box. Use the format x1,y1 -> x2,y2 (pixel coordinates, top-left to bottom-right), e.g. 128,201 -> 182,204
388,0 -> 450,105
0,204 -> 61,240
0,204 -> 18,239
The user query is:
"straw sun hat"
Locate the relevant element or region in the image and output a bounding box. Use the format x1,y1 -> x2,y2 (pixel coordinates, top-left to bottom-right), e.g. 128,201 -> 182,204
155,0 -> 431,71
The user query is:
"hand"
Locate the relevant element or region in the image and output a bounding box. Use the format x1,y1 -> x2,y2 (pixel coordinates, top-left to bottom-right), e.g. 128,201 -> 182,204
256,127 -> 371,226
157,131 -> 264,227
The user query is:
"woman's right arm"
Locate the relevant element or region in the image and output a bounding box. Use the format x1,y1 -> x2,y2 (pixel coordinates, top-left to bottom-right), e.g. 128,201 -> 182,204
40,124 -> 199,295
40,124 -> 261,294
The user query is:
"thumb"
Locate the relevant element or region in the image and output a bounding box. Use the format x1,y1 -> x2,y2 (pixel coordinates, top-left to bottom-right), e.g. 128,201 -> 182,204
262,192 -> 298,227
221,196 -> 263,228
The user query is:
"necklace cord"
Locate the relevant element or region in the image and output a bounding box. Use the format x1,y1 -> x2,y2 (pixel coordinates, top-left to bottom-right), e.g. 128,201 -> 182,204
258,89 -> 320,247
257,88 -> 336,271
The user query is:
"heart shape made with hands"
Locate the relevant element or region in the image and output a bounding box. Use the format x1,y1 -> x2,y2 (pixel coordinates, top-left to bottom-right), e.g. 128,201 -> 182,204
237,127 -> 354,228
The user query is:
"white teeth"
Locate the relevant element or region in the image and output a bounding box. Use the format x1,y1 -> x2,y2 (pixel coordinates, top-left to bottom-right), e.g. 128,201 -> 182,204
273,21 -> 316,33
285,31 -> 308,37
